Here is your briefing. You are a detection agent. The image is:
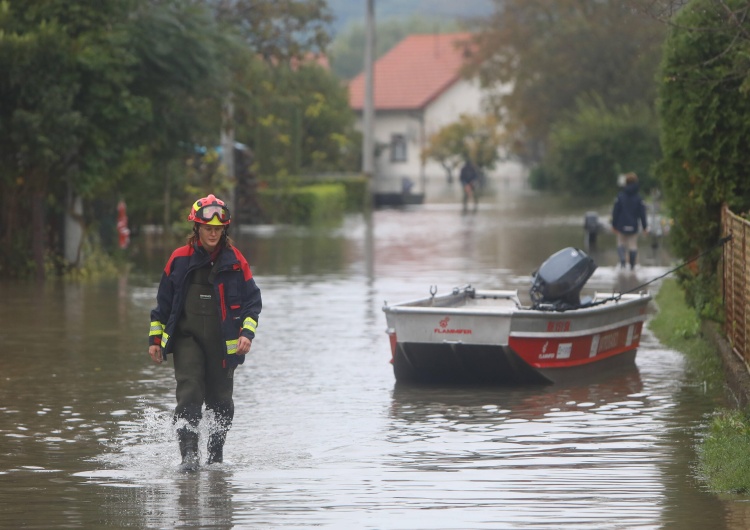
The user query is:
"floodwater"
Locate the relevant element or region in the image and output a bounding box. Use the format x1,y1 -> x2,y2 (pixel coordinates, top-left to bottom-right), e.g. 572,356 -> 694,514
1,182 -> 748,529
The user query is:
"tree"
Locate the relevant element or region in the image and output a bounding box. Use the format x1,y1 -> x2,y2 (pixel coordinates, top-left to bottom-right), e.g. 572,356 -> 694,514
0,0 -> 233,277
0,0 -> 361,277
209,2 -> 361,177
213,0 -> 333,63
121,0 -> 232,230
233,61 -> 359,180
0,0 -> 150,278
422,124 -> 466,184
294,65 -> 360,172
328,15 -> 459,80
423,114 -> 506,183
205,0 -> 336,219
656,0 -> 750,314
531,96 -> 660,196
469,0 -> 666,164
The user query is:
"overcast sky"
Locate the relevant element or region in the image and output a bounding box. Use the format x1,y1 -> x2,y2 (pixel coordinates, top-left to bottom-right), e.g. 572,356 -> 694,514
327,0 -> 494,33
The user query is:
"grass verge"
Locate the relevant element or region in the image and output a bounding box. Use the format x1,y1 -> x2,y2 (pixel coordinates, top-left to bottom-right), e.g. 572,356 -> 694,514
650,278 -> 750,493
649,278 -> 724,385
699,409 -> 750,493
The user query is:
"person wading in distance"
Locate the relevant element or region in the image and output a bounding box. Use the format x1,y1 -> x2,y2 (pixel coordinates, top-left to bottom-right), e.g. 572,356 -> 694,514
611,172 -> 649,271
459,156 -> 480,214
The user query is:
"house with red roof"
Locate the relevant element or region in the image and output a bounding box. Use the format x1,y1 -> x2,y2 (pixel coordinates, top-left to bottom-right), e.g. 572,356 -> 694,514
348,32 -> 523,197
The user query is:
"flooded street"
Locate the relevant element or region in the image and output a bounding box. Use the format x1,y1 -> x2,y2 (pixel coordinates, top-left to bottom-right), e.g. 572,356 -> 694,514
0,183 -> 745,529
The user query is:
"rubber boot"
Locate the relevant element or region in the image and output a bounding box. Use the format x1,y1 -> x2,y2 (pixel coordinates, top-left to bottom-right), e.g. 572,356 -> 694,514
629,250 -> 637,270
617,246 -> 626,268
178,428 -> 200,472
207,432 -> 226,465
206,407 -> 232,465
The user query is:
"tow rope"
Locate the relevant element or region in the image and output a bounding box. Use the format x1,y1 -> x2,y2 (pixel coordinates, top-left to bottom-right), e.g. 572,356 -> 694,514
577,233 -> 735,311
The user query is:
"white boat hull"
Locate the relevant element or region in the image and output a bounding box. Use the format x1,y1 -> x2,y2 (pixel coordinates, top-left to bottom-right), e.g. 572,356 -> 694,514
383,288 -> 651,384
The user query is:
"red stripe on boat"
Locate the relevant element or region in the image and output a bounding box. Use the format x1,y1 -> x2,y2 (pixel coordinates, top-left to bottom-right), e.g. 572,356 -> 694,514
509,322 -> 644,369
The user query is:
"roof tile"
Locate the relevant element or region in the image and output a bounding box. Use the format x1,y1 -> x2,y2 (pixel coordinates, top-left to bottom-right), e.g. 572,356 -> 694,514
349,32 -> 474,111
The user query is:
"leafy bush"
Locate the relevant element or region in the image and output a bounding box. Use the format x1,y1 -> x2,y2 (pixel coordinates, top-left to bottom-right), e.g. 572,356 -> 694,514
532,96 -> 660,196
258,183 -> 346,225
656,0 -> 750,314
314,175 -> 368,211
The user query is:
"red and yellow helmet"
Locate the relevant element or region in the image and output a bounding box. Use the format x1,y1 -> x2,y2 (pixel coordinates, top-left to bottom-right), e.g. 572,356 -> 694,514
187,194 -> 231,226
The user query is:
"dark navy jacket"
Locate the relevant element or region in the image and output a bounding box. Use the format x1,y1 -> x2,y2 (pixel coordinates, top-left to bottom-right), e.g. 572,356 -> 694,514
612,183 -> 648,235
149,242 -> 262,368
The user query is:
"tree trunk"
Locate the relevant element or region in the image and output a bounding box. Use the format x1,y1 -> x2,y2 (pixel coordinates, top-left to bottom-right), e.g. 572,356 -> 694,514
64,184 -> 84,266
31,190 -> 46,281
163,162 -> 170,233
221,93 -> 236,216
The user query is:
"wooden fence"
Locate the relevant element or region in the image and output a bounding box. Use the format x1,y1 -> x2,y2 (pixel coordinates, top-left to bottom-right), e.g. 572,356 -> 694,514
722,204 -> 750,367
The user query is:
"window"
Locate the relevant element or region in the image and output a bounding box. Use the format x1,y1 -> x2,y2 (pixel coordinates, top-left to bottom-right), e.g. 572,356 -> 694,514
390,134 -> 407,162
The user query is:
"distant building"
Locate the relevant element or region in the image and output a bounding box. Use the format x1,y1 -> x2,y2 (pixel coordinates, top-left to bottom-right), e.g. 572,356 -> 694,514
348,32 -> 524,194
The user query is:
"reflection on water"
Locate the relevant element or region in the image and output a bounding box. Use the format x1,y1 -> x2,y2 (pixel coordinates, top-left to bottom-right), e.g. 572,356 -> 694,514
0,187 -> 744,529
385,368 -> 662,527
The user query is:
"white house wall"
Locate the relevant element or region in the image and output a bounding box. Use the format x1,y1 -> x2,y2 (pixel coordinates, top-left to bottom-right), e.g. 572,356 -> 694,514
357,77 -> 525,193
422,78 -> 486,182
424,78 -> 485,136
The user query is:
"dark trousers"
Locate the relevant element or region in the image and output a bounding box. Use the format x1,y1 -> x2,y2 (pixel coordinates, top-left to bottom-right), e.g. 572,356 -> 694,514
173,334 -> 234,430
462,182 -> 478,213
173,273 -> 235,436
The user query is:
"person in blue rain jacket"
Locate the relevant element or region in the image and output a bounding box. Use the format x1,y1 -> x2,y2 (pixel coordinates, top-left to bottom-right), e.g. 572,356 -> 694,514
611,172 -> 649,270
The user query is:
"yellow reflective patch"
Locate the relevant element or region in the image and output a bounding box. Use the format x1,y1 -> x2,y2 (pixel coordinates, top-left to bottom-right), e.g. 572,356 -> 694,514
242,317 -> 257,334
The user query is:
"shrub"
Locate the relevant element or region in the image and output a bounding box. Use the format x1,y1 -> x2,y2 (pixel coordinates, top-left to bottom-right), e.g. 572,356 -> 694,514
315,175 -> 368,211
534,96 -> 660,196
656,0 -> 750,314
258,183 -> 346,225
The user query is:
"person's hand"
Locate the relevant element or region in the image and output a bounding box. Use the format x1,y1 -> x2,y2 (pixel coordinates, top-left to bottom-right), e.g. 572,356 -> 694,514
237,336 -> 252,356
148,345 -> 163,364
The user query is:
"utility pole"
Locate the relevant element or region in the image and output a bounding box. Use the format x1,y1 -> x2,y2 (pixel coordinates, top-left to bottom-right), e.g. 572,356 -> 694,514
363,0 -> 376,277
221,93 -> 236,218
362,0 -> 375,203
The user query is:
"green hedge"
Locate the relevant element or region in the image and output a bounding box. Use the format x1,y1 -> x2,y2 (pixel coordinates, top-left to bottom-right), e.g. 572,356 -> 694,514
656,0 -> 750,316
314,175 -> 368,211
258,183 -> 347,224
532,97 -> 660,195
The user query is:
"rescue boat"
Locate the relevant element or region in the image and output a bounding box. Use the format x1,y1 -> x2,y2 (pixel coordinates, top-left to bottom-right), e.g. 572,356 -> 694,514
382,248 -> 652,385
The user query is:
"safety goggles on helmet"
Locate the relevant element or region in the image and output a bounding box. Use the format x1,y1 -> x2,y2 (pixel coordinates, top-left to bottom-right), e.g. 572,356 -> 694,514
196,204 -> 230,223
188,194 -> 231,226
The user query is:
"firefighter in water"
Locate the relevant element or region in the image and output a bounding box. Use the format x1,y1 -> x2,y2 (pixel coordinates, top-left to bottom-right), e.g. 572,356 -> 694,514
148,194 -> 262,470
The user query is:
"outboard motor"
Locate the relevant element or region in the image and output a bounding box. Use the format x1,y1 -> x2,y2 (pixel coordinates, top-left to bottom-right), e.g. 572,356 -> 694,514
530,247 -> 597,309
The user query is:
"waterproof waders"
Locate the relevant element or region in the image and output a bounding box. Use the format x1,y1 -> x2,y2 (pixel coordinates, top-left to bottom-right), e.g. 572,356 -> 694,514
173,265 -> 235,469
